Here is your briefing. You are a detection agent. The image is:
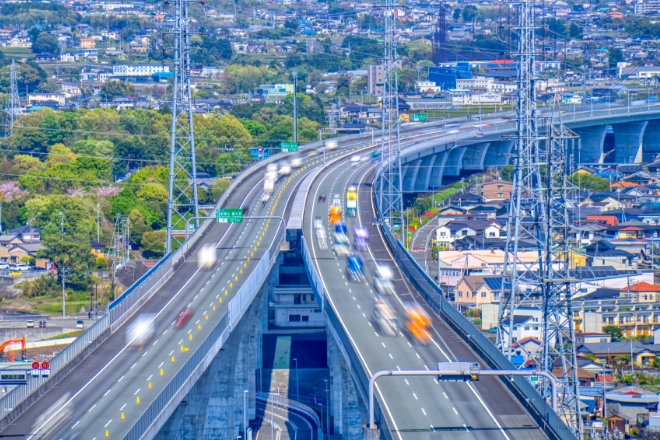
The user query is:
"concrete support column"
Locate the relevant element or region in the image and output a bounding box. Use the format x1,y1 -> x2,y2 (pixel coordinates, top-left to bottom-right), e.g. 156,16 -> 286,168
443,146 -> 467,177
642,119 -> 660,162
156,286 -> 265,440
428,151 -> 448,190
402,159 -> 422,192
483,140 -> 512,167
612,120 -> 648,164
413,155 -> 435,191
327,331 -> 363,439
573,125 -> 608,164
462,142 -> 491,171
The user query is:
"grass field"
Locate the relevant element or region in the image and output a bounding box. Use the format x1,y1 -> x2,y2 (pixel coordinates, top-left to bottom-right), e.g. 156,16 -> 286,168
0,47 -> 34,60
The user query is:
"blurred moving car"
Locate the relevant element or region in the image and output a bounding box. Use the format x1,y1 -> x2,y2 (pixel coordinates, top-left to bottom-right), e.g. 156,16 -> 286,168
314,217 -> 327,250
278,161 -> 291,177
347,255 -> 364,281
291,155 -> 303,168
325,140 -> 338,150
173,306 -> 193,328
373,295 -> 398,336
127,314 -> 155,349
354,227 -> 369,251
198,244 -> 217,270
333,232 -> 350,256
374,264 -> 395,295
405,303 -> 431,344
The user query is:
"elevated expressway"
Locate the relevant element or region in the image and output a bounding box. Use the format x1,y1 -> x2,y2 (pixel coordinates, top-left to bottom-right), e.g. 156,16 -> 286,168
0,121 -> 470,440
300,151 -> 546,439
0,103 -> 658,440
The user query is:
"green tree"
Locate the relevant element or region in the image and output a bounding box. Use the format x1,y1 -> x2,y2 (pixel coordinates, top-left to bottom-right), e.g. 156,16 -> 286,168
462,5 -> 477,22
11,129 -> 50,155
569,23 -> 583,39
500,165 -> 514,181
413,197 -> 432,215
100,81 -> 135,101
608,47 -> 624,68
453,8 -> 461,20
141,230 -> 166,258
568,173 -> 610,192
603,325 -> 623,340
38,236 -> 97,290
32,32 -> 60,55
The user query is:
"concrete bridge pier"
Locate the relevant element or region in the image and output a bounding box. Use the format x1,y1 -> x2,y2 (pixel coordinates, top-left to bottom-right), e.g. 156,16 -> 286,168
327,327 -> 367,439
483,140 -> 512,168
155,277 -> 270,440
613,120 -> 648,163
462,142 -> 491,171
642,119 -> 660,162
573,125 -> 607,163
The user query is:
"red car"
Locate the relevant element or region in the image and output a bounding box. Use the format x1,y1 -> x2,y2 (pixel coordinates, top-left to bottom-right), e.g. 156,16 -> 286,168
173,307 -> 193,328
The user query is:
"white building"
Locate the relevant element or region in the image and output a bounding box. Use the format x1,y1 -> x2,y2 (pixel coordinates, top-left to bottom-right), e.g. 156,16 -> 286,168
28,93 -> 66,107
452,92 -> 502,106
415,81 -> 442,94
112,65 -> 170,78
271,286 -> 324,329
60,53 -> 77,63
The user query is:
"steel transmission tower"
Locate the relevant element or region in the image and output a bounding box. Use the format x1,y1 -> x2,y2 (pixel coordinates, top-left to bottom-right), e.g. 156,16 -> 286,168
5,59 -> 19,138
378,2 -> 403,234
496,0 -> 581,435
166,0 -> 199,253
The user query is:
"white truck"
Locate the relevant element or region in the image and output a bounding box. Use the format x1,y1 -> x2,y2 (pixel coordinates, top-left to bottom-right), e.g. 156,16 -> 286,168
198,244 -> 216,270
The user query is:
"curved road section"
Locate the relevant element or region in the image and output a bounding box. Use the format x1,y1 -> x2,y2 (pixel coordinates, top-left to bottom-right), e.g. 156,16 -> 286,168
303,151 -> 548,439
0,142 -> 367,439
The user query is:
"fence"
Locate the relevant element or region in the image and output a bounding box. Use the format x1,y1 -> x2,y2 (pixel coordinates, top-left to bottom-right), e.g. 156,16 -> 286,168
127,221 -> 285,439
256,391 -> 323,440
373,189 -> 576,440
0,148 -> 296,431
301,239 -> 393,440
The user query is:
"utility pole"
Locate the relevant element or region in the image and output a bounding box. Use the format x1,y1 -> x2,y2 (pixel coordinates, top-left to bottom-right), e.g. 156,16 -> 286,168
4,59 -> 18,139
59,211 -> 64,237
293,71 -> 298,145
495,0 -> 581,435
166,0 -> 199,253
96,202 -> 100,242
61,267 -> 67,317
378,1 -> 404,239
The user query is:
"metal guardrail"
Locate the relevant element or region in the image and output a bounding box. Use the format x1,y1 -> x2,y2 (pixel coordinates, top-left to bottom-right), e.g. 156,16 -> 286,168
256,391 -> 323,440
0,145 -> 296,431
373,194 -> 575,440
301,239 -> 393,440
128,224 -> 285,440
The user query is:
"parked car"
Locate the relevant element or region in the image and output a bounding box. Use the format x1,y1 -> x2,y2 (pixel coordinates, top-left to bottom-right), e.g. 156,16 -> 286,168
0,263 -> 9,270
10,264 -> 30,271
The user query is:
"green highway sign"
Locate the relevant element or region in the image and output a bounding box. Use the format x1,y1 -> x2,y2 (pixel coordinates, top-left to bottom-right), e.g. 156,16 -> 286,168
281,142 -> 299,152
413,113 -> 427,122
216,208 -> 243,223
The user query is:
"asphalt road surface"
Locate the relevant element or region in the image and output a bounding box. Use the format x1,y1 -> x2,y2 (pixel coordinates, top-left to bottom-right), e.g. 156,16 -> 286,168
304,153 -> 547,440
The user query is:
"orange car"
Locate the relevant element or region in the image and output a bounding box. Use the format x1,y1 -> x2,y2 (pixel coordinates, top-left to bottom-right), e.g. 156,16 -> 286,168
329,205 -> 341,225
405,304 -> 431,344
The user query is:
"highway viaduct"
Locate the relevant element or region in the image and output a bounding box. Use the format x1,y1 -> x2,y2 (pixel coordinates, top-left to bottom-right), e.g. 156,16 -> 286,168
0,104 -> 658,440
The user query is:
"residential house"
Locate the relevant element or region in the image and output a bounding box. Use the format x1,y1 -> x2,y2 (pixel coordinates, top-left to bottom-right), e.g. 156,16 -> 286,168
79,38 -> 96,48
621,282 -> 660,302
577,342 -> 656,367
28,93 -> 66,107
480,180 -> 512,202
90,240 -> 105,259
454,275 -> 502,307
436,220 -> 501,249
606,386 -> 660,432
437,249 -> 540,286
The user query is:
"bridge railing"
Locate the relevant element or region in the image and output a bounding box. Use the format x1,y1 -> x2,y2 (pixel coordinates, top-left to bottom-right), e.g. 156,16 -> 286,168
128,222 -> 285,439
372,192 -> 575,440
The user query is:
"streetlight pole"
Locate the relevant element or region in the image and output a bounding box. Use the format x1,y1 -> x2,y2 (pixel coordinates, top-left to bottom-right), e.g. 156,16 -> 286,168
243,389 -> 248,439
324,379 -> 329,438
61,267 -> 67,317
293,358 -> 299,401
